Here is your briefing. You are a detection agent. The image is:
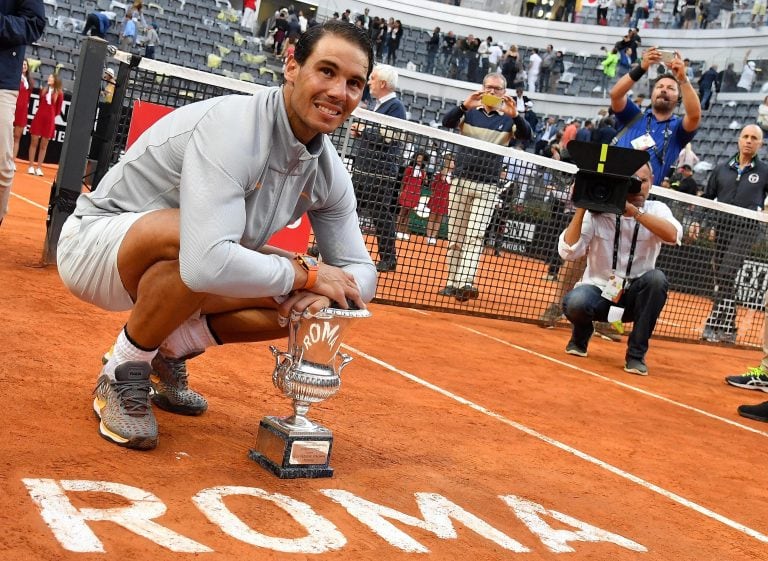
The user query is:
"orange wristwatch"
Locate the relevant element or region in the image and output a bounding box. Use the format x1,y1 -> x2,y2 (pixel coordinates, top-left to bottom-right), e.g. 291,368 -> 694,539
294,254 -> 319,289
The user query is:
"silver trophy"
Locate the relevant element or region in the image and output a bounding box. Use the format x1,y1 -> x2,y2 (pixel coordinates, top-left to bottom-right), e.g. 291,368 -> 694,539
249,306 -> 371,478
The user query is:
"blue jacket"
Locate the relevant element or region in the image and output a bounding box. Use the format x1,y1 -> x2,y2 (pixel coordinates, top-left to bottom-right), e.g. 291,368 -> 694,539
1,0 -> 46,91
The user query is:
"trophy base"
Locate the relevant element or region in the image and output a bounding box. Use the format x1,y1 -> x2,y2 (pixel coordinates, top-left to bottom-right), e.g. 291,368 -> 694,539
248,417 -> 334,479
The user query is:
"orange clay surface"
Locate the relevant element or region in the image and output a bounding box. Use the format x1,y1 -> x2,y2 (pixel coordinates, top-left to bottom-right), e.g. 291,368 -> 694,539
2,167 -> 768,560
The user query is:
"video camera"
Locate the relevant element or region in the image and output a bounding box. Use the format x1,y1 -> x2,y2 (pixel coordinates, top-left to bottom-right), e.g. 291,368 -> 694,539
566,141 -> 650,215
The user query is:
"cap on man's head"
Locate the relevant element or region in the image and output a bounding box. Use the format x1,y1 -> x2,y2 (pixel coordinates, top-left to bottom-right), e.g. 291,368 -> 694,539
680,164 -> 692,171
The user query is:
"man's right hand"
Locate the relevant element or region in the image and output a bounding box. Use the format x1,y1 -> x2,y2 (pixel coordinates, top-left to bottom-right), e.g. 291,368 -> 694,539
462,90 -> 486,111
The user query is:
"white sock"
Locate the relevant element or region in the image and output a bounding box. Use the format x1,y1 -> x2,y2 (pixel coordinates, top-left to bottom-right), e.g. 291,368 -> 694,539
103,328 -> 158,379
160,315 -> 218,359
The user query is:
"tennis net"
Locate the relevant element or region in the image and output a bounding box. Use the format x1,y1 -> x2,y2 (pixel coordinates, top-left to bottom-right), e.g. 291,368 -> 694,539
77,51 -> 768,348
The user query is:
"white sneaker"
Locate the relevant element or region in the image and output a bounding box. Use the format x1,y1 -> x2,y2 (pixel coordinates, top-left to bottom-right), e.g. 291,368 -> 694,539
35,167 -> 44,176
27,166 -> 35,174
427,237 -> 437,245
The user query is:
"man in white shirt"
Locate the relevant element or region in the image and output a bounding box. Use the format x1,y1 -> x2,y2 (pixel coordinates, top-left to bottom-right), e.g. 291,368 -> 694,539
558,162 -> 682,375
528,48 -> 542,93
488,41 -> 503,73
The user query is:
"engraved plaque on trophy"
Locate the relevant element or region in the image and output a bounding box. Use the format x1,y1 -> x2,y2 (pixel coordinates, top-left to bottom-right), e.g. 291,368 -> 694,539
249,306 -> 371,478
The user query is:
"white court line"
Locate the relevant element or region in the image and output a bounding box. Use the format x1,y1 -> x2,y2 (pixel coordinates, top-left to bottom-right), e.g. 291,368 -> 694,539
12,192 -> 47,211
459,324 -> 768,439
343,343 -> 768,543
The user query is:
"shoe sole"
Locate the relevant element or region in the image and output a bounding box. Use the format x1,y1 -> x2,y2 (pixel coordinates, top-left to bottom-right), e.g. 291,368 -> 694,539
92,399 -> 158,450
565,349 -> 587,357
624,366 -> 648,376
725,380 -> 768,393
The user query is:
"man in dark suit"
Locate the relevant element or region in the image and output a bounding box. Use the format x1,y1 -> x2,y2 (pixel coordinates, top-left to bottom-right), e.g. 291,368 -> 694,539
351,64 -> 407,272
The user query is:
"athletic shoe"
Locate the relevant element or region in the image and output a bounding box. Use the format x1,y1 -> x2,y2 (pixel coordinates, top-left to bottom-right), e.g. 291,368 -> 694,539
737,401 -> 768,423
35,167 -> 44,176
438,285 -> 456,297
427,237 -> 437,245
455,284 -> 479,302
565,342 -> 588,357
725,367 -> 768,392
27,166 -> 35,175
92,361 -> 158,450
150,353 -> 208,415
624,357 -> 648,376
594,321 -> 622,342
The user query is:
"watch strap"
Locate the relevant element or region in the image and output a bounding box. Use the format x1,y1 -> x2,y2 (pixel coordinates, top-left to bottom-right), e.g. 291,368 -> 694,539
295,254 -> 319,290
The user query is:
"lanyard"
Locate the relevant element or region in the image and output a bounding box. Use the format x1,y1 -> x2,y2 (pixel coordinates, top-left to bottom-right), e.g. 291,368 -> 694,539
645,112 -> 672,169
612,214 -> 640,278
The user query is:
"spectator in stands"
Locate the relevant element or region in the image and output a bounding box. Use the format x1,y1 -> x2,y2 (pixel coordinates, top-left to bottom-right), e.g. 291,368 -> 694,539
758,95 -> 768,133
26,73 -> 62,177
477,37 -> 492,78
535,115 -> 559,155
597,0 -> 611,24
241,0 -> 256,33
131,1 -> 148,29
372,18 -> 385,62
538,45 -> 555,93
1,0 -> 44,228
298,10 -> 308,33
502,47 -> 522,90
386,19 -> 403,66
632,0 -> 650,27
670,164 -> 700,194
725,292 -> 768,423
600,47 -> 619,95
719,62 -> 738,93
527,48 -> 542,93
682,0 -> 698,28
439,72 -> 531,302
737,60 -> 758,93
548,50 -> 564,93
488,40 -> 503,74
396,151 -> 428,241
12,59 -> 33,164
143,22 -> 159,59
560,161 -> 682,375
426,27 -> 440,73
82,10 -> 111,39
592,115 -> 618,143
623,0 -> 637,26
525,0 -> 538,18
425,155 -> 454,245
466,37 -> 482,83
651,0 -> 665,27
701,124 -> 768,343
270,10 -> 289,55
575,120 -> 594,142
119,11 -> 137,52
698,64 -> 719,110
719,0 -> 734,28
562,0 -> 577,22
350,64 -> 406,273
752,0 -> 766,28
609,47 -> 701,183
440,30 -> 456,71
561,119 -> 580,147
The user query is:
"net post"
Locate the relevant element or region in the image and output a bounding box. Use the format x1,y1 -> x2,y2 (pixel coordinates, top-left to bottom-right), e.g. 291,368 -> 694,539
41,37 -> 109,265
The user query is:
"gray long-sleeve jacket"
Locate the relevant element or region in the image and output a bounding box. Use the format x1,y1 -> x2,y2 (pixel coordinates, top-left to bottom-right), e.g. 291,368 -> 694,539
73,87 -> 376,301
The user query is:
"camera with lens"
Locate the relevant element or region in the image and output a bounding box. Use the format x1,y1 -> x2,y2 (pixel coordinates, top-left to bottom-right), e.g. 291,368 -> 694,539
566,141 -> 650,215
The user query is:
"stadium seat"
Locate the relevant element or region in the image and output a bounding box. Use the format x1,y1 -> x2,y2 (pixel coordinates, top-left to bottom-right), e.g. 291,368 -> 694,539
413,93 -> 429,109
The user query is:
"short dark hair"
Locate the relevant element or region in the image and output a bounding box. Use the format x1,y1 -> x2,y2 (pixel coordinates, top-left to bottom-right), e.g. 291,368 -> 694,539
653,72 -> 681,89
294,20 -> 375,79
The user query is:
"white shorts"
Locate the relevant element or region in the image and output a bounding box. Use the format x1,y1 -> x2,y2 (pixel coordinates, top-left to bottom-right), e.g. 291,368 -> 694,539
57,211 -> 155,311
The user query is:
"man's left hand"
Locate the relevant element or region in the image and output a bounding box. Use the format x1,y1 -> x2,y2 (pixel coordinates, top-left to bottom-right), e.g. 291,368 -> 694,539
499,95 -> 518,118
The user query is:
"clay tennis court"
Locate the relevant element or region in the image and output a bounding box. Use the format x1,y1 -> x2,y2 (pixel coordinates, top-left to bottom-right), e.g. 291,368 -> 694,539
2,170 -> 768,560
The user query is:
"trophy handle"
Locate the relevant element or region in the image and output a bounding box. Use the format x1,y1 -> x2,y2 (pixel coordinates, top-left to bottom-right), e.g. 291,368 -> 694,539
336,352 -> 353,376
270,345 -> 293,387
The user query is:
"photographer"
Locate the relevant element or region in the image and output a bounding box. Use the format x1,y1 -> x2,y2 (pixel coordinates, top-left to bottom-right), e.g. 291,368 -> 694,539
558,162 -> 682,375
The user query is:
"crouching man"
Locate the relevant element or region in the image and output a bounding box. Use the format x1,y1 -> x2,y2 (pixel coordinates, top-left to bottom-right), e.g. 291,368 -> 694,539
558,162 -> 682,375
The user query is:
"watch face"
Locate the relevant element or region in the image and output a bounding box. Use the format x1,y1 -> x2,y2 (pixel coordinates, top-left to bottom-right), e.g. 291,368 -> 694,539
299,254 -> 318,268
